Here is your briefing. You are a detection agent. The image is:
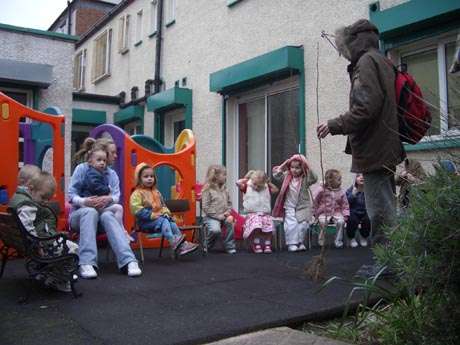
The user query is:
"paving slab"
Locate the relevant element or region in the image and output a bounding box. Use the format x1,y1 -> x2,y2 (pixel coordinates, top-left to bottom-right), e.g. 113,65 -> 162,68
206,327 -> 351,345
0,246 -> 372,345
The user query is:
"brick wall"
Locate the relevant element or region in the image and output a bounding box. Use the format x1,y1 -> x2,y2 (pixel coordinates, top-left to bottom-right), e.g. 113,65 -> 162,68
75,8 -> 108,36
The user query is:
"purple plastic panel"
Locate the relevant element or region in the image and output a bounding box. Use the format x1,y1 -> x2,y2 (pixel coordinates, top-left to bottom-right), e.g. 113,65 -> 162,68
90,124 -> 127,205
20,123 -> 35,164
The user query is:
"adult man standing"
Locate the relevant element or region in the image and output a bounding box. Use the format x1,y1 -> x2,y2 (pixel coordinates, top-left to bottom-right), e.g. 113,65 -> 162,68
317,19 -> 405,246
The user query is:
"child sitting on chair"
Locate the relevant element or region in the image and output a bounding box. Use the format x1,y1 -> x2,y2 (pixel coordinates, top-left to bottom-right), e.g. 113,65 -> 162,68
237,170 -> 278,254
201,165 -> 237,254
314,169 -> 350,248
9,170 -> 79,292
129,163 -> 199,256
272,154 -> 318,252
75,142 -> 133,243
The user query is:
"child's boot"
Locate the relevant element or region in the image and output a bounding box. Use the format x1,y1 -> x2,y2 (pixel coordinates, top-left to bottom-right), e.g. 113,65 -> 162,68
297,243 -> 307,251
334,227 -> 344,248
263,240 -> 272,254
252,238 -> 263,254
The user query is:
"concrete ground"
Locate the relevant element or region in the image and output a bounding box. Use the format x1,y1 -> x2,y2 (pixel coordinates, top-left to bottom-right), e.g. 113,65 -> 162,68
0,246 -> 372,345
206,327 -> 351,345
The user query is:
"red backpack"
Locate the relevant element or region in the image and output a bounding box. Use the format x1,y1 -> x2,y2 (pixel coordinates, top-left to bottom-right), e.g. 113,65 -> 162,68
393,64 -> 432,144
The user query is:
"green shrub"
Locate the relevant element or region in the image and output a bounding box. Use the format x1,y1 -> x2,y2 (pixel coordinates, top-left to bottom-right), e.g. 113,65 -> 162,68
310,169 -> 460,345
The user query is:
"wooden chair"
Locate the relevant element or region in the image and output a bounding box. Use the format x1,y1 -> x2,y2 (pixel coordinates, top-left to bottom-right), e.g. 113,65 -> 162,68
0,209 -> 80,299
133,199 -> 207,263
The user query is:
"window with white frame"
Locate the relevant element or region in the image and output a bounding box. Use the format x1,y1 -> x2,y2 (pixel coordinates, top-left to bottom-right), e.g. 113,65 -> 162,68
92,29 -> 112,82
135,10 -> 143,43
165,0 -> 176,25
397,35 -> 460,138
150,0 -> 158,34
118,14 -> 130,52
73,49 -> 86,91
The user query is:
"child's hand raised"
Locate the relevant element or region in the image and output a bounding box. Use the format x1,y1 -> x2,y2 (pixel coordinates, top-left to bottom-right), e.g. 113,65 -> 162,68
225,215 -> 235,224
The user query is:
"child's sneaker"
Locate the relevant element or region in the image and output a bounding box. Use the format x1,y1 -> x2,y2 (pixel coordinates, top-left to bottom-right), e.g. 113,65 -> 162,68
227,248 -> 237,254
177,241 -> 199,256
297,244 -> 307,251
253,244 -> 263,254
350,239 -> 358,248
288,244 -> 298,252
263,245 -> 272,254
334,240 -> 344,248
172,234 -> 186,252
359,238 -> 368,247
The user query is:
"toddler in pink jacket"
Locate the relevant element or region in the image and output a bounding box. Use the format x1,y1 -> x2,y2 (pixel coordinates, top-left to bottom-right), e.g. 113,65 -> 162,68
314,169 -> 350,248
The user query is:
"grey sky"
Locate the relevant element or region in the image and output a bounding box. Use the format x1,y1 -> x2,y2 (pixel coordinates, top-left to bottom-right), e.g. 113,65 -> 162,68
0,0 -> 69,30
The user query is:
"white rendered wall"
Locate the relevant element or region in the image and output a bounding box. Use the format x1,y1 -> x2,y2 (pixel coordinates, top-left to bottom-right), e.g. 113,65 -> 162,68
75,0 -> 418,189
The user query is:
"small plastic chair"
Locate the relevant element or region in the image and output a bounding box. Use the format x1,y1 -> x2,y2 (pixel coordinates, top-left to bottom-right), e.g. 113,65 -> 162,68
133,199 -> 207,263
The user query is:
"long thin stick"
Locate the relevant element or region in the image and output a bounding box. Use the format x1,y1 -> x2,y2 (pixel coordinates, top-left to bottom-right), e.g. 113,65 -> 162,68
316,41 -> 325,186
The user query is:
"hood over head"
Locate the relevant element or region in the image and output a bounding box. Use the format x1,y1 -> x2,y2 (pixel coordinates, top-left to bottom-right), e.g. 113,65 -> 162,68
335,19 -> 380,64
134,162 -> 154,186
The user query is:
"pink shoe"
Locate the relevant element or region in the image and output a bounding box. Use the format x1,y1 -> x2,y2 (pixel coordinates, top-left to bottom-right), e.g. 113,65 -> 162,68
263,245 -> 272,254
172,234 -> 186,252
253,244 -> 263,254
177,241 -> 199,256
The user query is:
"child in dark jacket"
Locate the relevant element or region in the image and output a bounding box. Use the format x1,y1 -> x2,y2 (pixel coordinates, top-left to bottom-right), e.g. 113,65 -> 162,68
76,147 -> 133,242
9,170 -> 78,292
345,173 -> 370,247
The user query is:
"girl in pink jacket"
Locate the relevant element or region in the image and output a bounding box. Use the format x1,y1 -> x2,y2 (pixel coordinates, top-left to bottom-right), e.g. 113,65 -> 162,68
314,169 -> 350,248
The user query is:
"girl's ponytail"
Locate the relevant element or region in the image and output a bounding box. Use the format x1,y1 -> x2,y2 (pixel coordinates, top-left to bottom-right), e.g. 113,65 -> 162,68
73,137 -> 96,165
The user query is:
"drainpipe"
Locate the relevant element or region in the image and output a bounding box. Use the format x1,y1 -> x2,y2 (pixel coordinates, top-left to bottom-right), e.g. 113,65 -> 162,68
67,0 -> 72,35
118,0 -> 163,109
153,0 -> 164,94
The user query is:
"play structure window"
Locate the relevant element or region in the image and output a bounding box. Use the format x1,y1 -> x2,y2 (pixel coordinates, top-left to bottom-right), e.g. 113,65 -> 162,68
73,49 -> 86,91
92,29 -> 112,82
118,15 -> 130,53
155,164 -> 182,201
20,117 -> 55,174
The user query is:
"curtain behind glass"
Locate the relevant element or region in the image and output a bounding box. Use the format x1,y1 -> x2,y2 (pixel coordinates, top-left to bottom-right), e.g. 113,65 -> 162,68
268,88 -> 299,169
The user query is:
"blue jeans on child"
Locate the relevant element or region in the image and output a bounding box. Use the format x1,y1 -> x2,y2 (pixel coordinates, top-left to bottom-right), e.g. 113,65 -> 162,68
139,216 -> 183,244
204,217 -> 236,252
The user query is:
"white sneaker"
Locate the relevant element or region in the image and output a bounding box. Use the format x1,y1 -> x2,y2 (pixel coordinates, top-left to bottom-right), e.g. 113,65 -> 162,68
360,238 -> 368,247
127,261 -> 142,277
297,244 -> 307,251
350,239 -> 358,248
288,245 -> 298,252
79,265 -> 97,279
334,240 -> 343,248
